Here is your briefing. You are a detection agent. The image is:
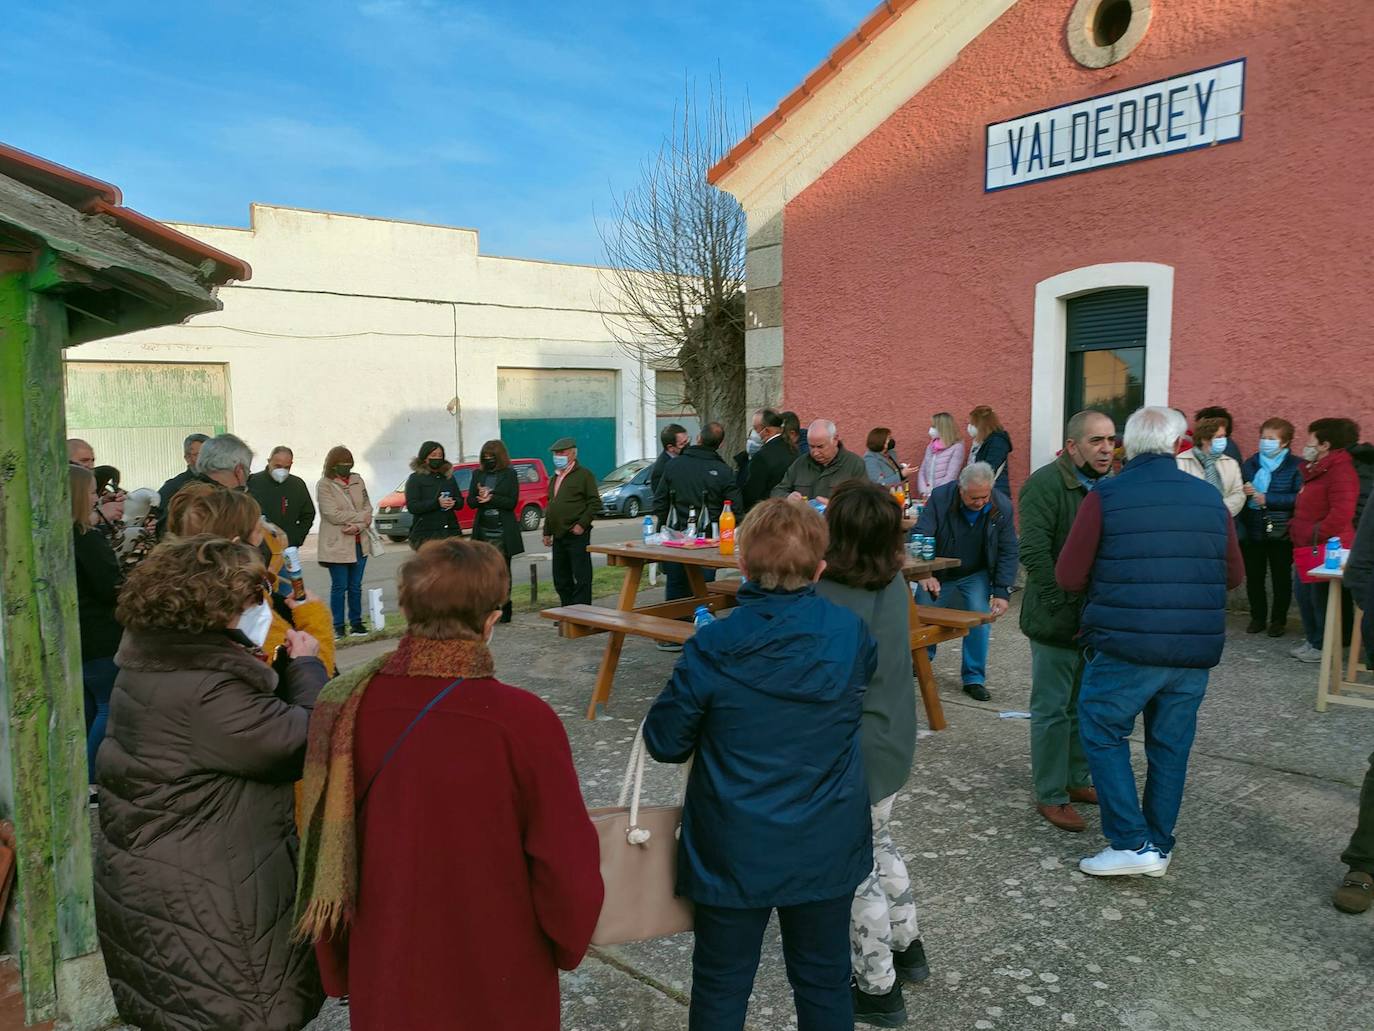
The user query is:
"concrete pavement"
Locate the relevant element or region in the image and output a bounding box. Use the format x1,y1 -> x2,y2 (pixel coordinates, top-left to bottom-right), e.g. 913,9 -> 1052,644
316,594 -> 1374,1030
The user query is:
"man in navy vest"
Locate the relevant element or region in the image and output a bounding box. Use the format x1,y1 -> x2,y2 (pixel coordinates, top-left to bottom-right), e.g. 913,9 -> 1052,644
1056,407 -> 1243,877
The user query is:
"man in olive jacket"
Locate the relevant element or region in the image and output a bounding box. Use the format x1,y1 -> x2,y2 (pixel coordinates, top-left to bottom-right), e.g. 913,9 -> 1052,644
771,419 -> 867,502
1018,410 -> 1116,833
543,437 -> 600,605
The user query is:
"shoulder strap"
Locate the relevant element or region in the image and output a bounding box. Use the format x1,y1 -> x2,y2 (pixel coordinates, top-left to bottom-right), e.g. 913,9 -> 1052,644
357,677 -> 463,810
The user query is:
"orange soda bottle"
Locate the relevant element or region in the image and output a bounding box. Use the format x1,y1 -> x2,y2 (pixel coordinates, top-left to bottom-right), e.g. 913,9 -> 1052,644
719,501 -> 736,555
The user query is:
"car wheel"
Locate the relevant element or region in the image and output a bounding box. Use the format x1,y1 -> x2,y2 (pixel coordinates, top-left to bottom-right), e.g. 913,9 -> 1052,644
520,505 -> 542,532
386,535 -> 407,543
624,497 -> 641,519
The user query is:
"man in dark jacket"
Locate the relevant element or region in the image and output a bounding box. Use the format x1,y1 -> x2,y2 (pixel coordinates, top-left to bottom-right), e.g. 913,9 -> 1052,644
543,437 -> 600,606
156,432 -> 209,534
914,462 -> 1019,701
743,410 -> 791,513
1018,410 -> 1115,833
1057,407 -> 1243,878
772,419 -> 866,501
247,446 -> 316,548
1333,501 -> 1374,914
649,423 -> 689,496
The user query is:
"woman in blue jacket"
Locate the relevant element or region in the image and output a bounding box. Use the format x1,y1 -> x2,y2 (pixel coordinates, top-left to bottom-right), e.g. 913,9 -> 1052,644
644,498 -> 875,1031
1239,417 -> 1303,636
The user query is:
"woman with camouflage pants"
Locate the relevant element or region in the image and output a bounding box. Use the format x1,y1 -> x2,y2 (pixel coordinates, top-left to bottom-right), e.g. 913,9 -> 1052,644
818,482 -> 930,1028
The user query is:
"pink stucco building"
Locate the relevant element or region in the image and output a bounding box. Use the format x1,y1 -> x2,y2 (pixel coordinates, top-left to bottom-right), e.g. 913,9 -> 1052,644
710,0 -> 1374,487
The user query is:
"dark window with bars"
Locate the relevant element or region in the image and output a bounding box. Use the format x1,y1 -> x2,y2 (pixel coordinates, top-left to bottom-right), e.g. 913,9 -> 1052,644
1065,288 -> 1147,431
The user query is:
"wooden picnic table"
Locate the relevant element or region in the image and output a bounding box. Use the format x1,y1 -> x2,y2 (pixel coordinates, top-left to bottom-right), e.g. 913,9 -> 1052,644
542,540 -> 974,728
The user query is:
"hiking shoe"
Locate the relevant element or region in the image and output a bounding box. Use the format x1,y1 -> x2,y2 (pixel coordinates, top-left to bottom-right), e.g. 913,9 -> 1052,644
1037,803 -> 1085,833
1333,870 -> 1373,913
1293,643 -> 1322,663
1068,785 -> 1098,805
1079,842 -> 1167,877
962,683 -> 991,701
655,641 -> 683,653
893,939 -> 930,983
852,980 -> 907,1028
1246,618 -> 1265,634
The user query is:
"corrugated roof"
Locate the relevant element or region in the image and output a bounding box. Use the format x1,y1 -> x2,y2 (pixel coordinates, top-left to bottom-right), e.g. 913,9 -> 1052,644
0,142 -> 251,283
707,0 -> 922,185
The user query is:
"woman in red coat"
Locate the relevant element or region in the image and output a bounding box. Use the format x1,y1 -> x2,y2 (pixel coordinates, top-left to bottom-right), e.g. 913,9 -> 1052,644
1289,418 -> 1360,661
295,539 -> 603,1029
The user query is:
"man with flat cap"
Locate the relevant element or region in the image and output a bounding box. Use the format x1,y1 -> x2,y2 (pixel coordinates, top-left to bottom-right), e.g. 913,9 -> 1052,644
543,436 -> 600,605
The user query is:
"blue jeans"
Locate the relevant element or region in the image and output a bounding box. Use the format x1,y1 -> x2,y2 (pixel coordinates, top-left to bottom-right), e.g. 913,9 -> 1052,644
918,569 -> 992,686
665,561 -> 717,602
83,656 -> 119,780
1294,574 -> 1328,649
1077,650 -> 1209,853
321,539 -> 367,631
690,895 -> 853,1031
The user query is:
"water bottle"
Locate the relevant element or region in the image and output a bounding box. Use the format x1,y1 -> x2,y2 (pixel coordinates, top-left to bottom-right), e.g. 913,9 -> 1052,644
693,605 -> 716,629
282,545 -> 307,601
1325,536 -> 1343,570
642,515 -> 655,543
685,507 -> 697,540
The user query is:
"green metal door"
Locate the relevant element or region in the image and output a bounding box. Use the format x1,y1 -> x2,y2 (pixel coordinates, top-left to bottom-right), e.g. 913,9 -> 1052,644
497,368 -> 617,479
63,361 -> 228,490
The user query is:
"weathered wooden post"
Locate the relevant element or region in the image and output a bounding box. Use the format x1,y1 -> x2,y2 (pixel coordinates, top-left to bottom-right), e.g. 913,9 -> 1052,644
0,143 -> 248,1028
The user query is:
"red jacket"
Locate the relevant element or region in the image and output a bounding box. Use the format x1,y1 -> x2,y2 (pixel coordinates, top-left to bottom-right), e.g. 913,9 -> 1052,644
317,670 -> 603,1030
1290,448 -> 1358,581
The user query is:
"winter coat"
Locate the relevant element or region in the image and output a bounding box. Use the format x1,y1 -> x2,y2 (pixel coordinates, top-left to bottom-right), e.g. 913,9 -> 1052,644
247,472 -> 317,548
643,582 -> 875,908
816,574 -> 915,803
94,630 -> 327,1031
74,526 -> 123,663
1347,503 -> 1374,614
1351,443 -> 1374,526
1017,453 -> 1092,648
864,449 -> 905,488
770,444 -> 868,501
405,458 -> 464,548
466,465 -> 525,557
1238,451 -> 1303,542
544,462 -> 599,539
970,429 -> 1013,496
917,440 -> 965,496
653,444 -> 741,531
315,474 -> 376,563
649,447 -> 674,496
1176,449 -> 1246,517
914,481 -> 1020,598
1290,447 -> 1359,582
742,434 -> 793,512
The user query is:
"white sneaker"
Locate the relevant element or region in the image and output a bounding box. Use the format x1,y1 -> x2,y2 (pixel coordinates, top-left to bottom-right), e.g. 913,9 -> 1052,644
1079,842 -> 1167,877
1290,640 -> 1314,658
1143,850 -> 1172,878
1293,643 -> 1323,663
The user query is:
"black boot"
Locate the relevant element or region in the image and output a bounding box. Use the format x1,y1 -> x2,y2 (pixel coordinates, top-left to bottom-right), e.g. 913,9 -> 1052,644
499,601 -> 512,624
894,938 -> 930,982
852,979 -> 907,1028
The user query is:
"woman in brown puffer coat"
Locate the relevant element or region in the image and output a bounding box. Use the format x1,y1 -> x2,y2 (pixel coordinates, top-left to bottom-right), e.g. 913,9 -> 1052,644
94,535 -> 326,1031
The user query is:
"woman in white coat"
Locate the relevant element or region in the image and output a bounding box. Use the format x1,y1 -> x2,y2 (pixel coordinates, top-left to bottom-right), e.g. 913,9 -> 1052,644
1177,416 -> 1246,516
315,445 -> 377,638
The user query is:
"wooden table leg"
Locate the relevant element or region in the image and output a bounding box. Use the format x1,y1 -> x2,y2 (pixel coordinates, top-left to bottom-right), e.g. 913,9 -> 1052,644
907,588 -> 947,731
1348,605 -> 1366,682
586,559 -> 647,720
1317,577 -> 1340,711
684,563 -> 709,602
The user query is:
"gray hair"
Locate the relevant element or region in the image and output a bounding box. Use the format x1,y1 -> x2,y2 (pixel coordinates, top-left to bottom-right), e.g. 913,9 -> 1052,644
959,461 -> 996,488
196,433 -> 254,476
182,432 -> 210,457
807,419 -> 837,441
1065,409 -> 1112,445
1123,406 -> 1186,461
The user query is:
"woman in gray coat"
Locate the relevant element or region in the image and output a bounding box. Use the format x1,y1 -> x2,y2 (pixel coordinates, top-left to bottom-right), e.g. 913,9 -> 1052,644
817,481 -> 928,1027
94,535 -> 326,1031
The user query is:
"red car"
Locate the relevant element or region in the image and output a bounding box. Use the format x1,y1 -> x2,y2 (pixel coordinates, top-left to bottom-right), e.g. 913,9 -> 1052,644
373,458 -> 549,542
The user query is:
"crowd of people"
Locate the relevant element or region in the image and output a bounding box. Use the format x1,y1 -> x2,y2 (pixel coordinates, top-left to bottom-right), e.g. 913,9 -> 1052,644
57,396 -> 1374,1031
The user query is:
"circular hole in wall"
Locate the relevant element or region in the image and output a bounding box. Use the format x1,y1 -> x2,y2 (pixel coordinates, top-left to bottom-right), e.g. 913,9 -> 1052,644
1092,0 -> 1134,46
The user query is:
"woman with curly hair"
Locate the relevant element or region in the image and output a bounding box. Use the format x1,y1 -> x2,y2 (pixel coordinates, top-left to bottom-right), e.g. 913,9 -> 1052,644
94,535 -> 326,1031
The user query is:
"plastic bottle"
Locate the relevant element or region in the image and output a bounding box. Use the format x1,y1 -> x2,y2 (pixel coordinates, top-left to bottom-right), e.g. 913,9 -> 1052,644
282,546 -> 307,601
693,605 -> 716,629
642,514 -> 655,543
719,501 -> 736,555
685,507 -> 697,540
1325,536 -> 1343,570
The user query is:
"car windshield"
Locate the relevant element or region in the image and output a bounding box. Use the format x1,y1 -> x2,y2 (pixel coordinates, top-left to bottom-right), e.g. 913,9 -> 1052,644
601,461 -> 648,485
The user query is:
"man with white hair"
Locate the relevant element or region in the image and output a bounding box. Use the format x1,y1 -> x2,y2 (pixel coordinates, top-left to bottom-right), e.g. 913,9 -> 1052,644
770,418 -> 867,503
1056,406 -> 1243,877
195,433 -> 254,490
913,461 -> 1019,700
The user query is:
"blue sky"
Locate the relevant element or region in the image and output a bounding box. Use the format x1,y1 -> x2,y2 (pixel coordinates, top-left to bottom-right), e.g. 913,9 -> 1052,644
5,0 -> 874,264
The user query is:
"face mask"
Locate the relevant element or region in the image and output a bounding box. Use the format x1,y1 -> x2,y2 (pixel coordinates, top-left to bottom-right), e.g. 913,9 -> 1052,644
480,457 -> 496,471
427,457 -> 446,471
967,423 -> 979,438
745,436 -> 762,457
237,598 -> 273,648
1303,445 -> 1320,463
552,454 -> 569,470
1210,436 -> 1228,455
269,467 -> 290,483
1077,460 -> 1107,480
928,427 -> 939,439
1259,438 -> 1282,457
334,464 -> 352,478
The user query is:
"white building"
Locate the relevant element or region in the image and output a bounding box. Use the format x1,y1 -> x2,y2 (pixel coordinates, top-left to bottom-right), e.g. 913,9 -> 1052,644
65,203 -> 673,496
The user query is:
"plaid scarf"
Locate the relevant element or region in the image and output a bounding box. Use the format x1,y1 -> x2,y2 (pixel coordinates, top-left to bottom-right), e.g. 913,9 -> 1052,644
293,635 -> 495,942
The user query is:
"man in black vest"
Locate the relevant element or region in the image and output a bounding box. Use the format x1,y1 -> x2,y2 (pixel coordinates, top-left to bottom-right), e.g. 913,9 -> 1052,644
1057,406 -> 1244,878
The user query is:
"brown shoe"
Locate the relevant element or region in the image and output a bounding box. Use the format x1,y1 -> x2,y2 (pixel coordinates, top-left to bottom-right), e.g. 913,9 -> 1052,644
1333,870 -> 1373,914
1068,786 -> 1099,806
1036,803 -> 1085,832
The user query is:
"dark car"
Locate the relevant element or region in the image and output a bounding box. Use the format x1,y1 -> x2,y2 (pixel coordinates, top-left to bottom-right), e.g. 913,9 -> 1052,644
598,459 -> 654,518
374,458 -> 550,541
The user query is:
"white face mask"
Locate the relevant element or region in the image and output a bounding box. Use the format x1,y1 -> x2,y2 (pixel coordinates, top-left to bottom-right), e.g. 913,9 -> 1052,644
269,467 -> 290,483
967,423 -> 979,438
928,427 -> 939,439
237,599 -> 273,648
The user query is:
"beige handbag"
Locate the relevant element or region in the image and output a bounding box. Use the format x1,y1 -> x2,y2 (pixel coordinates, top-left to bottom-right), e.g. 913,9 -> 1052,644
588,722 -> 694,945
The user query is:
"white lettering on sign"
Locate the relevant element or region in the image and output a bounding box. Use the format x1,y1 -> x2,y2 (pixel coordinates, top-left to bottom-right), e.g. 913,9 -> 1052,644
985,59 -> 1245,192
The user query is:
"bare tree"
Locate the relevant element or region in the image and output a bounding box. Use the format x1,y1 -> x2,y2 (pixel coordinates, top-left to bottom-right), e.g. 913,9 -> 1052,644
599,76 -> 748,448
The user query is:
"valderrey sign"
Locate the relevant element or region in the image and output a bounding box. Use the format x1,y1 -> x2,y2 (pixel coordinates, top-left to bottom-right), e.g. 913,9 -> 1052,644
985,59 -> 1245,192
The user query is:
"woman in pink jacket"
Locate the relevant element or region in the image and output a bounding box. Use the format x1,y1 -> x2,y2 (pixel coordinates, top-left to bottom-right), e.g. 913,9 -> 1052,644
917,412 -> 966,497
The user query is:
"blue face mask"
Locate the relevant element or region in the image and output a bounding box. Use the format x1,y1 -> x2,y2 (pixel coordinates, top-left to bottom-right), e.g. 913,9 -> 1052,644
1259,438 -> 1282,456
552,454 -> 569,470
1210,436 -> 1228,455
